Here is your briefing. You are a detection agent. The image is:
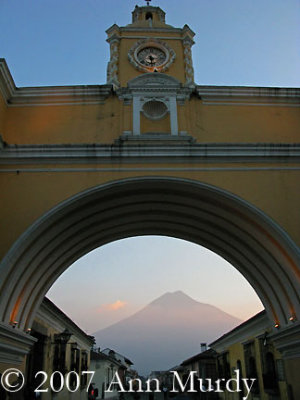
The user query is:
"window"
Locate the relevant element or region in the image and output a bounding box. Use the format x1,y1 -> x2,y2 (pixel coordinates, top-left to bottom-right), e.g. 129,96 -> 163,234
262,352 -> 279,394
244,342 -> 260,395
81,352 -> 88,387
236,360 -> 244,400
217,352 -> 231,389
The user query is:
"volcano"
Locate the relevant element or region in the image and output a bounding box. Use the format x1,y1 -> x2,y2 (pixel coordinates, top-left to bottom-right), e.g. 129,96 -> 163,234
93,291 -> 241,375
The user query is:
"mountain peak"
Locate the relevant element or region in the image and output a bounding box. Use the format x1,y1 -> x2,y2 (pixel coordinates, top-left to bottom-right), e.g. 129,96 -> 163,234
149,291 -> 199,307
94,291 -> 242,375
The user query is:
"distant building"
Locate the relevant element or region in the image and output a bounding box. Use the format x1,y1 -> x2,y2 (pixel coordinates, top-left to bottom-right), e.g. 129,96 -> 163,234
101,348 -> 134,373
26,297 -> 94,400
90,348 -> 135,399
180,346 -> 218,384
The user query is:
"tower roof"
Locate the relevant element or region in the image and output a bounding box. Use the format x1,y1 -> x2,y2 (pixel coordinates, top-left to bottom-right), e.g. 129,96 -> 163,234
126,5 -> 173,29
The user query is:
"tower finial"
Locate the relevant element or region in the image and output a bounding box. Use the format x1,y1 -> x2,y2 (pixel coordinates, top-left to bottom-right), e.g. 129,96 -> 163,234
145,0 -> 152,5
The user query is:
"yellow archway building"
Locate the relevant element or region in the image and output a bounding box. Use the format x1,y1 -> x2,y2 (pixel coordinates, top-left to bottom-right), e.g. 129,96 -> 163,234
0,3 -> 300,390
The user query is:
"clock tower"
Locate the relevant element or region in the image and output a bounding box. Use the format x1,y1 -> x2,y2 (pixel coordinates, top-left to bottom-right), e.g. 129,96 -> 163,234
106,4 -> 195,87
106,4 -> 196,137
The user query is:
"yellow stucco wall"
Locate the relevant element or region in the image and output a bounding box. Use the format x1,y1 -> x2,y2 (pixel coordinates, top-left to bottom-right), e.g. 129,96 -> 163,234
2,98 -> 122,144
223,337 -> 291,400
0,167 -> 299,260
1,98 -> 299,145
0,4 -> 299,270
186,99 -> 300,143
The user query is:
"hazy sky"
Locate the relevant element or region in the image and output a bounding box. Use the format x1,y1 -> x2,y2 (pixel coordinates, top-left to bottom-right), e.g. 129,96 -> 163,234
47,236 -> 263,333
0,0 -> 299,87
1,1 -> 298,334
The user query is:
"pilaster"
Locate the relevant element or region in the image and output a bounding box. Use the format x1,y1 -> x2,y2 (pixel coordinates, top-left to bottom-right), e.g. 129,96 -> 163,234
0,322 -> 36,366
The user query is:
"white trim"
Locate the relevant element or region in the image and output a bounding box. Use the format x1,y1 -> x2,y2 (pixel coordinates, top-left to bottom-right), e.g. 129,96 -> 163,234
201,99 -> 300,107
0,59 -> 16,101
197,86 -> 300,97
6,85 -> 112,107
169,96 -> 178,135
1,143 -> 300,165
270,322 -> 300,359
0,322 -> 37,364
1,60 -> 299,107
119,36 -> 188,40
197,86 -> 300,106
133,95 -> 141,135
1,167 -> 300,173
0,342 -> 28,364
119,27 -> 186,34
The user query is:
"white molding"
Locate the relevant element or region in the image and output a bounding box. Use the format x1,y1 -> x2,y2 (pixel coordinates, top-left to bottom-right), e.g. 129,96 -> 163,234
197,86 -> 300,106
2,167 -> 300,173
0,322 -> 37,364
197,86 -> 300,97
1,143 -> 300,166
133,95 -> 141,135
169,96 -> 178,135
6,85 -> 113,107
1,60 -> 299,107
119,27 -> 185,34
126,73 -> 182,136
0,342 -> 28,364
119,36 -> 189,40
270,322 -> 300,359
0,59 -> 16,101
127,72 -> 181,88
0,60 -> 113,106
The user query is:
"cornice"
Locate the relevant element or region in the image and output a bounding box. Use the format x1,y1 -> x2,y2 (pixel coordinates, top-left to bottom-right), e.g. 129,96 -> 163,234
106,23 -> 120,35
0,58 -> 16,101
1,143 -> 300,166
182,24 -> 196,37
0,322 -> 37,364
0,60 -> 113,106
196,86 -> 300,106
119,27 -> 184,34
1,59 -> 299,107
7,85 -> 113,106
270,322 -> 300,359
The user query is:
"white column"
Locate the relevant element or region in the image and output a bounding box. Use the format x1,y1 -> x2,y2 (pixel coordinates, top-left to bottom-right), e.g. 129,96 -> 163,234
169,96 -> 178,136
133,96 -> 140,136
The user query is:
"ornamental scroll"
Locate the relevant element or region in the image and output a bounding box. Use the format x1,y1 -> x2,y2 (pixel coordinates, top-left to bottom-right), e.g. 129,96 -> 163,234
107,37 -> 120,88
183,37 -> 195,86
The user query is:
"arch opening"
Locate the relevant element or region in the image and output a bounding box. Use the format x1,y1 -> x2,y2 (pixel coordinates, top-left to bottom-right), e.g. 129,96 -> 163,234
0,177 -> 299,334
47,235 -> 264,333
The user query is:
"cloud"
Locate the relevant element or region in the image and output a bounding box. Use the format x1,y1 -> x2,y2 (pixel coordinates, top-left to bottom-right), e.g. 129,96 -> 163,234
97,300 -> 127,313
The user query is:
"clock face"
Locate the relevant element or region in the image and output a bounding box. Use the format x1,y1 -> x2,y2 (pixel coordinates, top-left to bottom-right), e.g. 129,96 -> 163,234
137,47 -> 167,68
128,39 -> 175,73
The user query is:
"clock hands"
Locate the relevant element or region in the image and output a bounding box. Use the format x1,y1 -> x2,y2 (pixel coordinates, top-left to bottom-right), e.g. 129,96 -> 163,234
145,54 -> 157,65
137,46 -> 167,68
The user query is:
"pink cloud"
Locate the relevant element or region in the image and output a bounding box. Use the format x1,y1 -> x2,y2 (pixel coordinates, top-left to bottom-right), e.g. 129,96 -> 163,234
97,300 -> 127,313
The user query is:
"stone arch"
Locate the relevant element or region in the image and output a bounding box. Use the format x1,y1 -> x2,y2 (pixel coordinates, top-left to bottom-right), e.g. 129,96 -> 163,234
0,177 -> 299,334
